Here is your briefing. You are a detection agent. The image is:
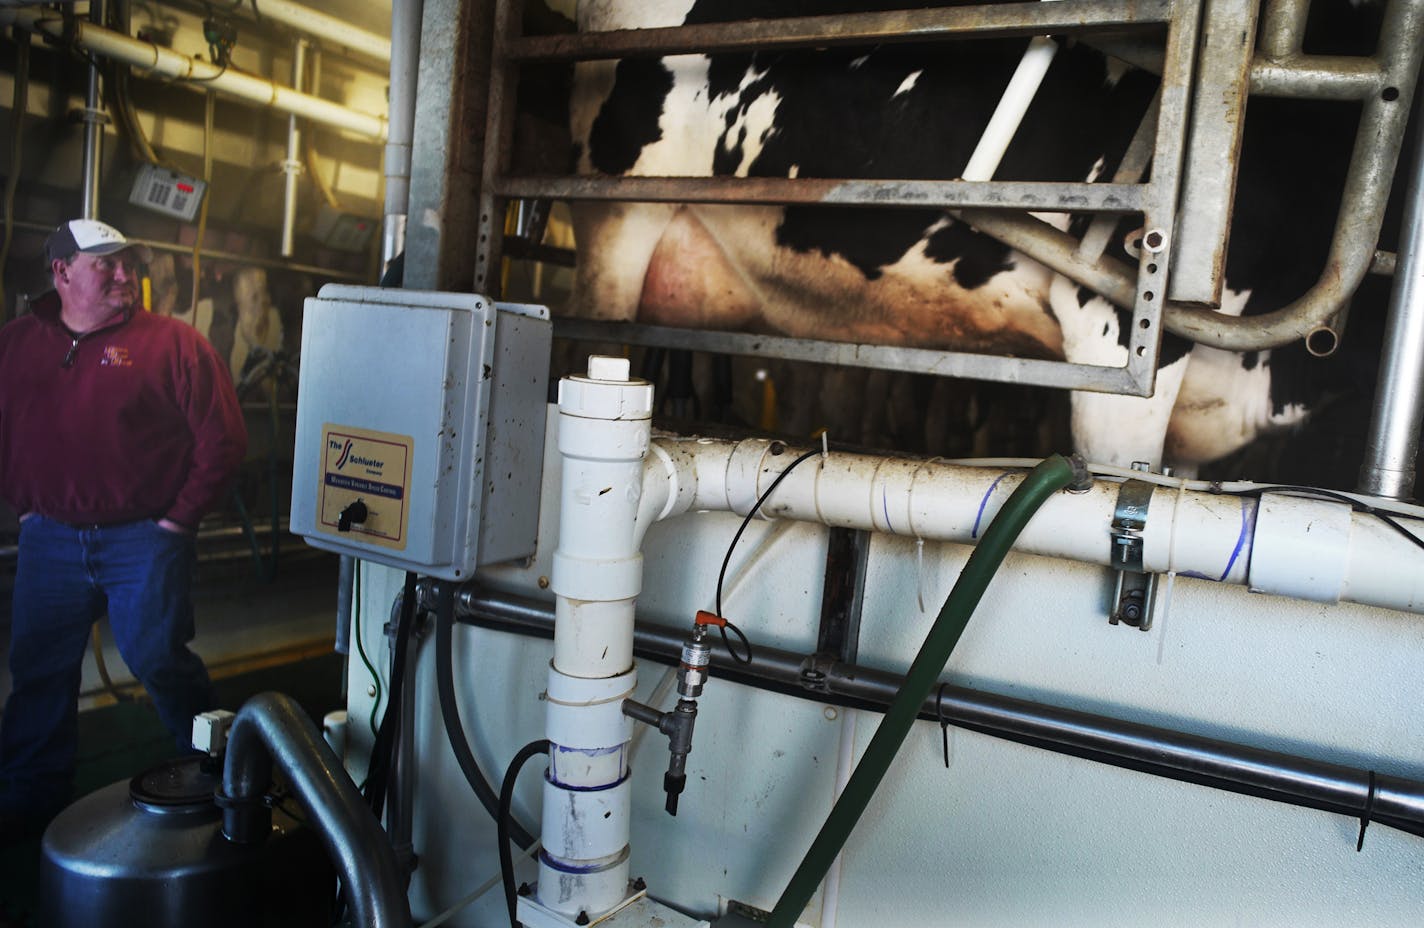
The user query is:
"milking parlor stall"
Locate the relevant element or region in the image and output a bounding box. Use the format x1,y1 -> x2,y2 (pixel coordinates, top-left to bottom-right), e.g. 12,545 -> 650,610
62,0 -> 1424,926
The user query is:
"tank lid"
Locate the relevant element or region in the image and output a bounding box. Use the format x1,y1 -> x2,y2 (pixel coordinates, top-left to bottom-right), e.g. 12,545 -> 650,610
130,755 -> 221,813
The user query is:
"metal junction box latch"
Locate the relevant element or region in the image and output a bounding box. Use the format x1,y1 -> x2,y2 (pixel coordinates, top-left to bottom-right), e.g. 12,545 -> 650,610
1109,469 -> 1157,631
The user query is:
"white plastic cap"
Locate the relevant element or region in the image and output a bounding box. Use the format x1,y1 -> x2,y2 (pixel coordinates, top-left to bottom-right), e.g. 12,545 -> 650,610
559,355 -> 653,420
587,355 -> 631,381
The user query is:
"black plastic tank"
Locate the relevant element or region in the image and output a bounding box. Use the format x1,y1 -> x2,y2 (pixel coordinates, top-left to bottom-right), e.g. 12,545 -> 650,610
40,755 -> 334,927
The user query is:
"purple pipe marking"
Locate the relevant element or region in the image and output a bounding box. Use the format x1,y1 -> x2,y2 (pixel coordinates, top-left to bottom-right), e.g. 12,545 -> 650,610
1181,497 -> 1254,582
971,473 -> 1013,539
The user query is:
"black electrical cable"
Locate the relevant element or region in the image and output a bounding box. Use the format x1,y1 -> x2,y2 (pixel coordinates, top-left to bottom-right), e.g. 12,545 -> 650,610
499,739 -> 550,928
713,444 -> 823,664
435,581 -> 538,850
362,571 -> 417,822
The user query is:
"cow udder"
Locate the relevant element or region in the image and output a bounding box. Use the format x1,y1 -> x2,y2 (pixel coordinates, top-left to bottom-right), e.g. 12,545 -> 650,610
638,206 -> 762,330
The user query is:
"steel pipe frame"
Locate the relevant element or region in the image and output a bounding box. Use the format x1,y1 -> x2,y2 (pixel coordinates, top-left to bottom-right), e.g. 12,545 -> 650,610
1162,0 -> 1424,351
454,585 -> 1424,844
480,0 -> 1201,399
552,317 -> 1145,394
485,0 -> 1423,374
505,0 -> 1175,62
493,176 -> 1146,215
1168,0 -> 1258,307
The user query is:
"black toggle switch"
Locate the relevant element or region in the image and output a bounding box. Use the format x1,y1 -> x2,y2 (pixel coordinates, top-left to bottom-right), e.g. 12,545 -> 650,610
337,500 -> 368,532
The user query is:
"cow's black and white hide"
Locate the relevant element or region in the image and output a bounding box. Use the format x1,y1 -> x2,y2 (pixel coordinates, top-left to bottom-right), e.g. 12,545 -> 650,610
560,0 -> 1387,474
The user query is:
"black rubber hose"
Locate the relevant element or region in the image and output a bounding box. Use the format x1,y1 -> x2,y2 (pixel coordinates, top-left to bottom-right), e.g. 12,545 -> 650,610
435,581 -> 538,850
500,739 -> 550,928
364,571 -> 417,821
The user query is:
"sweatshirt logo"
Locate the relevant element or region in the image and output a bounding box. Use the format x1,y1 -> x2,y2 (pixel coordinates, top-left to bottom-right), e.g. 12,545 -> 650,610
100,346 -> 132,368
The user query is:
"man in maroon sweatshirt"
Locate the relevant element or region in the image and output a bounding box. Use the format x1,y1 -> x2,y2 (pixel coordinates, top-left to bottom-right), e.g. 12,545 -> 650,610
0,219 -> 247,837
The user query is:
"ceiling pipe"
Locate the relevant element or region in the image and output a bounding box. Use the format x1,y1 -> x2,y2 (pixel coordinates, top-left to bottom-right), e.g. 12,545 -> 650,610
221,0 -> 391,64
0,7 -> 387,141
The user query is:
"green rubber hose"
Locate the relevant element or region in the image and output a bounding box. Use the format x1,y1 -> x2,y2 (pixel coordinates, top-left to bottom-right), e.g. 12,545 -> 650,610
767,454 -> 1081,927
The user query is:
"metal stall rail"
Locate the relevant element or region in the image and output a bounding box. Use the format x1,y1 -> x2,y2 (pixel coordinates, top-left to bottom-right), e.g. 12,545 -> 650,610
467,0 -> 1422,394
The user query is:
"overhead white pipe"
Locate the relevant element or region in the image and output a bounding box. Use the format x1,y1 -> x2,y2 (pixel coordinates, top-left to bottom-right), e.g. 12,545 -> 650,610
637,437 -> 1424,616
0,8 -> 387,141
231,0 -> 391,64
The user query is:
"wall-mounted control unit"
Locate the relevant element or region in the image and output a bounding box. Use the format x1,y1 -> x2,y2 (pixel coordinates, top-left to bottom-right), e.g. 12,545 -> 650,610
128,164 -> 207,222
290,285 -> 551,579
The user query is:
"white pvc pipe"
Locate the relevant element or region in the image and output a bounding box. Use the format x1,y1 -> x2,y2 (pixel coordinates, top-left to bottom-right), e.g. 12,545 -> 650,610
237,0 -> 391,64
961,35 -> 1059,182
281,39 -> 307,258
1,9 -> 387,141
383,0 -> 423,268
535,356 -> 654,921
637,437 -> 1424,615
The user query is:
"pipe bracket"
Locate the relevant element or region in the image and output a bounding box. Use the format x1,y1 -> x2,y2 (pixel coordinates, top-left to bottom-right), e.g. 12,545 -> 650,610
1109,475 -> 1157,630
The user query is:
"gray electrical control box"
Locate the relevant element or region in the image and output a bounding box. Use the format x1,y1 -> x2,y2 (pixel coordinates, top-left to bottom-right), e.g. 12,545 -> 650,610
289,285 -> 551,579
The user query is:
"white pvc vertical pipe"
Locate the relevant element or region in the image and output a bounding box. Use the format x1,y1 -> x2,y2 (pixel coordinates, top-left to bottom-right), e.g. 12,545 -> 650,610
383,0 -> 423,270
536,356 -> 654,920
281,39 -> 307,258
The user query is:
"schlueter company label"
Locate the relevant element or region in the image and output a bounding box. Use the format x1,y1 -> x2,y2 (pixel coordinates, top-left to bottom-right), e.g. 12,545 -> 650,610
317,423 -> 413,550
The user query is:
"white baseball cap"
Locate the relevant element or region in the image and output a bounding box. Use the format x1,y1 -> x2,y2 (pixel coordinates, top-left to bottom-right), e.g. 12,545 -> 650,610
45,219 -> 154,265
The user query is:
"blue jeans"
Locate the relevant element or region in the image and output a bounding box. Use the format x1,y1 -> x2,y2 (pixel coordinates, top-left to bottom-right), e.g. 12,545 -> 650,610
0,516 -> 215,814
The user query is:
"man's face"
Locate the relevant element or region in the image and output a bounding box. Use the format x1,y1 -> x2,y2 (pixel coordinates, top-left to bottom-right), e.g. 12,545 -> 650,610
53,251 -> 141,314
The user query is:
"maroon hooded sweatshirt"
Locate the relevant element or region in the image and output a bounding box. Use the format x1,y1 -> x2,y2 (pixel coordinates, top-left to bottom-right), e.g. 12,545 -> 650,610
0,291 -> 247,530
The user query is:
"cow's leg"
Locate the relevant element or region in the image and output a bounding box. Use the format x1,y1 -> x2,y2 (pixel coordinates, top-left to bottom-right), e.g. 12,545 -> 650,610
1163,343 -> 1308,471
1051,275 -> 1190,468
1160,286 -> 1308,472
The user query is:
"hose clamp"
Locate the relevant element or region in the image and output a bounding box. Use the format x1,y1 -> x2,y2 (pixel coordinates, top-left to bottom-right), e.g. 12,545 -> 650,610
1109,475 -> 1156,630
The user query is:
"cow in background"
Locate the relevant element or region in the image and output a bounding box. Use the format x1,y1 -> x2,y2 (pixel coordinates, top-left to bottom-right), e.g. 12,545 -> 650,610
559,0 -> 1391,476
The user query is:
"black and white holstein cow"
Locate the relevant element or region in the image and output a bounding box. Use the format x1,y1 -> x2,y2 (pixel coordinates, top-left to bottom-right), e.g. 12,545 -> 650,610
564,0 -> 1381,472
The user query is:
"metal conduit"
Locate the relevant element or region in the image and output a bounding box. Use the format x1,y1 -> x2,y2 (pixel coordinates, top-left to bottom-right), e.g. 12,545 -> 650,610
221,692 -> 411,928
1358,105 -> 1424,500
79,0 -> 106,220
454,586 -> 1424,842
